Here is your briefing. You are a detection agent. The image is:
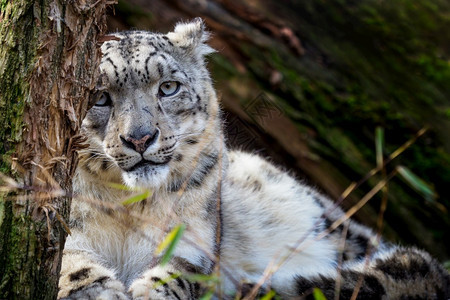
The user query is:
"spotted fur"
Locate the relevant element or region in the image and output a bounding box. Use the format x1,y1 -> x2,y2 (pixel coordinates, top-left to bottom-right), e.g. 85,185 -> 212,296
59,19 -> 450,299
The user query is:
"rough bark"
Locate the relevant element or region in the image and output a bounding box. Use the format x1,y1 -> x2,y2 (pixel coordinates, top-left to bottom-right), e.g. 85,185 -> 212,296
0,1 -> 111,299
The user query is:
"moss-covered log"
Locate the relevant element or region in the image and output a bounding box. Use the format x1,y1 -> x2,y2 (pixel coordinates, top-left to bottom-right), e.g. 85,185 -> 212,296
0,1 -> 110,298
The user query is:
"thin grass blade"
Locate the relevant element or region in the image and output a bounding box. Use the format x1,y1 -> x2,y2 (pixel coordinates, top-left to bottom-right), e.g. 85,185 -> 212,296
396,165 -> 437,202
108,182 -> 137,191
156,224 -> 186,265
313,288 -> 327,300
199,290 -> 215,300
183,274 -> 219,284
260,290 -> 276,300
151,272 -> 180,289
121,189 -> 151,205
375,127 -> 384,168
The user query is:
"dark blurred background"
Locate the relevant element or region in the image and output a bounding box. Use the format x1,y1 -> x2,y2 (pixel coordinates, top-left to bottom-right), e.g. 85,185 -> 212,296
106,0 -> 450,262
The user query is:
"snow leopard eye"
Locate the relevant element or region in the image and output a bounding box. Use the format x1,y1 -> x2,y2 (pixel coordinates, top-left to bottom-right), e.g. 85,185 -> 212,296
95,92 -> 112,107
159,81 -> 180,97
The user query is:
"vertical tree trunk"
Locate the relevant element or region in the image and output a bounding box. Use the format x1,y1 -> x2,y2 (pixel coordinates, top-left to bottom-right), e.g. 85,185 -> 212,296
0,1 -> 111,299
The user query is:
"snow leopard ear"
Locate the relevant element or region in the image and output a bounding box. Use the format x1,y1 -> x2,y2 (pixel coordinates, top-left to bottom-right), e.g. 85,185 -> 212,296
167,18 -> 216,57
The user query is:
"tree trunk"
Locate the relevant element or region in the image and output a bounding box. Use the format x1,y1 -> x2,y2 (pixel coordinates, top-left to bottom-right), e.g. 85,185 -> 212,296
0,1 -> 111,299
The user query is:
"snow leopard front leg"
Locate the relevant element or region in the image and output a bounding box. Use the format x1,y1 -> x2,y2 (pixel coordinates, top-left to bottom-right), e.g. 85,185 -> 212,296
58,250 -> 129,300
129,257 -> 205,300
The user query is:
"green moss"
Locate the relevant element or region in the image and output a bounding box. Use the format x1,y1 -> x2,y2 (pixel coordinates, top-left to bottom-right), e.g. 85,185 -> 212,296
0,0 -> 7,12
0,199 -> 42,299
0,0 -> 39,176
210,54 -> 239,79
114,0 -> 153,29
0,195 -> 4,228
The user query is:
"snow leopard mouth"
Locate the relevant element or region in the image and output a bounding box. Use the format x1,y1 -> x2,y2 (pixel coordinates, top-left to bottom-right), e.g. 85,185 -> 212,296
125,157 -> 172,172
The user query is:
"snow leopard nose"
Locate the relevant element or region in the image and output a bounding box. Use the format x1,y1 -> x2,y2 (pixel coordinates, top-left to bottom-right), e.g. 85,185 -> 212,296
120,129 -> 159,154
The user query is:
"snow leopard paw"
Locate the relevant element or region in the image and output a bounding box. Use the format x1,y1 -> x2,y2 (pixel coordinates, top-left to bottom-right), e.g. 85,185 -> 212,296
129,265 -> 200,300
59,275 -> 129,300
58,251 -> 129,300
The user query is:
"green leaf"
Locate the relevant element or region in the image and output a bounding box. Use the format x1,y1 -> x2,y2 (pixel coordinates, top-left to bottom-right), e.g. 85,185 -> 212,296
183,273 -> 219,284
151,272 -> 180,289
121,189 -> 152,205
107,182 -> 136,191
199,290 -> 214,300
260,290 -> 276,300
156,224 -> 186,266
313,288 -> 327,300
375,126 -> 384,168
396,165 -> 437,202
443,260 -> 450,272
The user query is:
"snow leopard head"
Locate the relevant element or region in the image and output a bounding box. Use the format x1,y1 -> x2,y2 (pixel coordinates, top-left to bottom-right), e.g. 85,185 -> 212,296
80,19 -> 220,189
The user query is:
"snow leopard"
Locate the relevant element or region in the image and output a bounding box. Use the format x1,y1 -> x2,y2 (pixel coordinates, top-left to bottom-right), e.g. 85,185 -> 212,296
58,18 -> 450,299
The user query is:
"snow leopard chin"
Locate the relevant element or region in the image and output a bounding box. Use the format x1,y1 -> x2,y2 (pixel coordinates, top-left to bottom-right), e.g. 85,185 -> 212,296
122,164 -> 170,189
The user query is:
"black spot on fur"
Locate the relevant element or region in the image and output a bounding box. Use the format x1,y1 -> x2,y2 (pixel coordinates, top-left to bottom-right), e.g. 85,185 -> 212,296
186,139 -> 198,145
93,276 -> 109,285
157,62 -> 164,77
151,276 -> 163,284
83,163 -> 96,176
168,178 -> 184,193
169,289 -> 182,300
264,169 -> 280,181
101,206 -> 114,216
353,234 -> 369,259
297,270 -> 385,300
238,283 -> 269,298
173,257 -> 203,274
174,276 -> 187,290
175,109 -> 187,115
145,56 -> 151,76
322,216 -> 333,230
251,180 -> 262,192
314,196 -> 325,208
355,274 -> 385,299
408,255 -> 432,278
68,286 -> 84,296
192,282 -> 201,294
188,153 -> 219,188
105,57 -> 117,69
296,277 -> 317,298
69,267 -> 91,281
342,252 -> 350,262
101,159 -> 109,171
376,257 -> 407,280
376,250 -> 431,281
69,217 -> 83,229
86,151 -> 97,160
204,195 -> 217,221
